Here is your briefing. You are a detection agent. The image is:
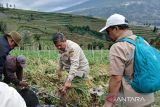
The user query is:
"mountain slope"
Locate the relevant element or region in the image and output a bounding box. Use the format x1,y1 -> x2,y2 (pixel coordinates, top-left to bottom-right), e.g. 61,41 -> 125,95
57,0 -> 160,26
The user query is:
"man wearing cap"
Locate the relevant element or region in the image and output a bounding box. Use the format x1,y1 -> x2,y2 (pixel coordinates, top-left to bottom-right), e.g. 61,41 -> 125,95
0,31 -> 22,80
3,55 -> 28,88
52,33 -> 89,94
99,14 -> 154,107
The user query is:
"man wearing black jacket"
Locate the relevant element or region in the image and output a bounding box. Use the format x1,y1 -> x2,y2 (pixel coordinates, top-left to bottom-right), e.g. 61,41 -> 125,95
0,31 -> 22,80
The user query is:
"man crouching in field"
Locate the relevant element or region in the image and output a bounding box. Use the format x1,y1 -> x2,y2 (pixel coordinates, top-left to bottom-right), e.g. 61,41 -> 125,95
52,32 -> 90,94
3,55 -> 28,88
99,14 -> 154,107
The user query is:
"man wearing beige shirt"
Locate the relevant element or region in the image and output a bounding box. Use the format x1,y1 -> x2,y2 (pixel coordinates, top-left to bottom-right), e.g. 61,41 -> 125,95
99,14 -> 154,107
52,33 -> 89,94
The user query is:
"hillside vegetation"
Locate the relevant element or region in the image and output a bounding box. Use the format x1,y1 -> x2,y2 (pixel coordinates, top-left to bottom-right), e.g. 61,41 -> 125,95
0,8 -> 106,50
0,8 -> 160,50
1,8 -> 160,106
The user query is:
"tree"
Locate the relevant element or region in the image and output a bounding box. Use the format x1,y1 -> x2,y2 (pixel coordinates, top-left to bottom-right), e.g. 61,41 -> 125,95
80,44 -> 83,48
0,21 -> 7,33
27,14 -> 34,22
34,34 -> 41,50
91,41 -> 97,50
0,3 -> 3,8
0,3 -> 4,12
14,4 -> 16,9
21,30 -> 31,50
30,14 -> 34,20
97,41 -> 104,49
84,25 -> 90,31
88,44 -> 92,50
6,3 -> 8,8
9,4 -> 12,8
153,26 -> 158,32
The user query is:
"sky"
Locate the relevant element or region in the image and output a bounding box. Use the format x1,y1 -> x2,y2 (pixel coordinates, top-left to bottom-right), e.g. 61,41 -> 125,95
0,0 -> 89,12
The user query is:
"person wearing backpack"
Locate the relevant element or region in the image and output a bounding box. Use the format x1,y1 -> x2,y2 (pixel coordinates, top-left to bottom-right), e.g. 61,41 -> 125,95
99,14 -> 154,107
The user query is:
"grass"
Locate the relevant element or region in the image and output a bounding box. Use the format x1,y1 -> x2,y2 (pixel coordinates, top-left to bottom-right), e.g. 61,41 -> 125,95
10,49 -> 160,106
11,49 -> 109,76
10,49 -> 109,106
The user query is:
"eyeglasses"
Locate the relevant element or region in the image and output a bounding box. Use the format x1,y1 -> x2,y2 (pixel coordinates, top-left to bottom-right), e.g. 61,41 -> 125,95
106,27 -> 115,35
106,29 -> 110,35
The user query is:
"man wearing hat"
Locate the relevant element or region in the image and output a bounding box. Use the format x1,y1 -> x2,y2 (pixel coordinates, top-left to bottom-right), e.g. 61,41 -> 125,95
0,31 -> 22,80
99,14 -> 154,107
3,55 -> 28,88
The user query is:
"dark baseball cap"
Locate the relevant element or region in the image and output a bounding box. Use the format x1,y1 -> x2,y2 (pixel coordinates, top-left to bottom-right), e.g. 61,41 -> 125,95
17,55 -> 26,68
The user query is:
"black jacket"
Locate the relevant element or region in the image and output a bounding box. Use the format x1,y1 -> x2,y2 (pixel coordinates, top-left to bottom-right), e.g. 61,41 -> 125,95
0,36 -> 11,80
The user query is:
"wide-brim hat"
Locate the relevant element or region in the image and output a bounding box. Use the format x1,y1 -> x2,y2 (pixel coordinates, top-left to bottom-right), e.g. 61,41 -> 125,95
7,31 -> 22,46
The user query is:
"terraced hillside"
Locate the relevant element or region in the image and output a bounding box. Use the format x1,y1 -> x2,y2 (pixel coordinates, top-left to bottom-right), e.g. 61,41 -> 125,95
131,26 -> 158,39
0,8 -> 107,49
0,8 -> 159,49
1,8 -> 160,106
130,25 -> 160,49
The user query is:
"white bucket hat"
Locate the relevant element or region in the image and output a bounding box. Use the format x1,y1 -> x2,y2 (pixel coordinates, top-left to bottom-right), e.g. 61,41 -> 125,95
99,13 -> 128,32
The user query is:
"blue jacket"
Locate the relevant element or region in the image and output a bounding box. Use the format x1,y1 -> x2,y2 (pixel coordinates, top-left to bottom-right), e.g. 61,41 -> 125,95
0,36 -> 11,80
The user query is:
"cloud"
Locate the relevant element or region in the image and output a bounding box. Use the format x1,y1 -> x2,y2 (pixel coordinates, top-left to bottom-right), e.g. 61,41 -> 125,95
0,0 -> 89,12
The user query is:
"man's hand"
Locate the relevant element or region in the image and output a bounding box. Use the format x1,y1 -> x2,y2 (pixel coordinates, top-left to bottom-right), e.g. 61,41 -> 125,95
19,80 -> 28,87
62,80 -> 71,95
102,101 -> 113,107
102,75 -> 122,107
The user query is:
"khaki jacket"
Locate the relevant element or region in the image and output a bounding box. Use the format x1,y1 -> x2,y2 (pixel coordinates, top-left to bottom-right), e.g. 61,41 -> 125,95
109,31 -> 154,107
59,40 -> 89,81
